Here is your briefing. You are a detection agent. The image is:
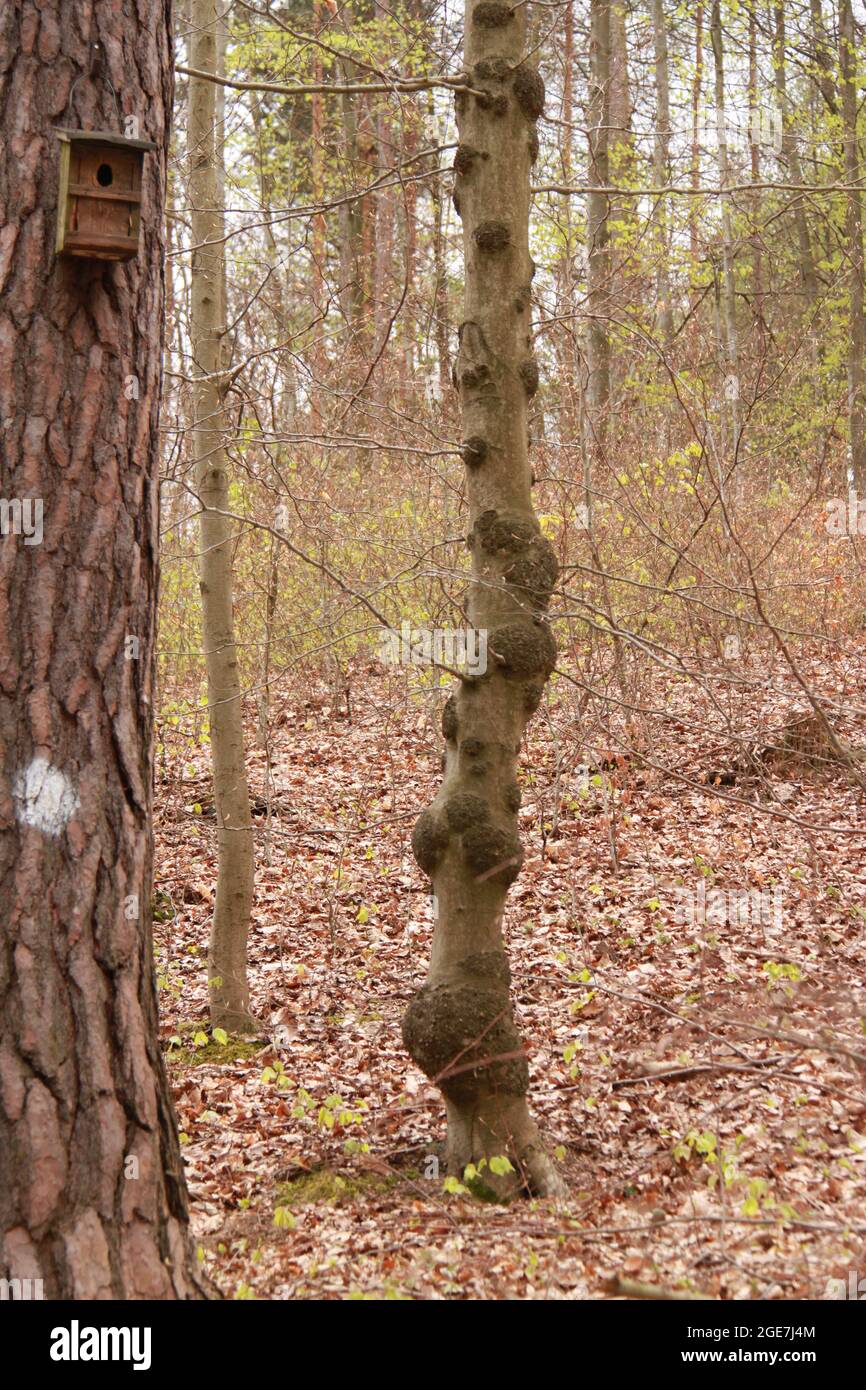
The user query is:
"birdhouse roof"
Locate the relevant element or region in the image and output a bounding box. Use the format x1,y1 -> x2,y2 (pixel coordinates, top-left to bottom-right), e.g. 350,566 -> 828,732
53,127 -> 158,152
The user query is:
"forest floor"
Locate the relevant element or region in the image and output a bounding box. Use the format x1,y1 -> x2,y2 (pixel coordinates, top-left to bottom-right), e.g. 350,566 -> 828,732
154,647 -> 866,1300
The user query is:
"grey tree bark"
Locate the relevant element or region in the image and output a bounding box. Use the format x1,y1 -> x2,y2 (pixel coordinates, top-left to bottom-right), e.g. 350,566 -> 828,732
401,0 -> 564,1200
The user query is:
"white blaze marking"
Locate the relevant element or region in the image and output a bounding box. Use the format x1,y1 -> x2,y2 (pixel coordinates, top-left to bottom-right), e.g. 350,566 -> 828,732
12,757 -> 79,836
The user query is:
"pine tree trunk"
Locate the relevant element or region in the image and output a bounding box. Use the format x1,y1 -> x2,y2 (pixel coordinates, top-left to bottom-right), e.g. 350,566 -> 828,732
401,0 -> 564,1200
189,0 -> 256,1032
0,1 -> 204,1297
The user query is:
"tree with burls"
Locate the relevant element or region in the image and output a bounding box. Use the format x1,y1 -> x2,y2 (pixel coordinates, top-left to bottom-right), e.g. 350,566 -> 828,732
402,0 -> 565,1199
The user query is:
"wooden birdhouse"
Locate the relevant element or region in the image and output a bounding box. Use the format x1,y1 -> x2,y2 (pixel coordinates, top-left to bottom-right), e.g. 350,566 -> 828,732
54,128 -> 157,262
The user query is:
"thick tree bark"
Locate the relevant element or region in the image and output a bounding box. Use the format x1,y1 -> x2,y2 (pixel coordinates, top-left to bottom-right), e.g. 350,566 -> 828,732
401,0 -> 564,1200
0,1 -> 203,1297
189,0 -> 256,1031
839,0 -> 866,491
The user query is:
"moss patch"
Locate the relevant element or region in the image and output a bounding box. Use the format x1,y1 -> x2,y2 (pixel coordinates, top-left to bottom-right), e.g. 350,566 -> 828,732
275,1168 -> 404,1209
167,1037 -> 263,1067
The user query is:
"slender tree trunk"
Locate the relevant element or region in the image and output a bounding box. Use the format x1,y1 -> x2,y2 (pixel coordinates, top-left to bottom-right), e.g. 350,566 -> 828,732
432,143 -> 452,402
559,2 -> 580,438
401,103 -> 419,396
650,0 -> 674,344
747,1 -> 765,356
839,0 -> 866,490
710,0 -> 740,475
373,8 -> 395,377
338,83 -> 363,334
402,0 -> 564,1199
773,4 -> 818,307
189,0 -> 256,1031
310,0 -> 326,428
586,0 -> 611,464
552,2 -> 577,439
688,1 -> 704,359
0,1 -> 204,1297
608,1 -> 635,248
810,0 -> 838,117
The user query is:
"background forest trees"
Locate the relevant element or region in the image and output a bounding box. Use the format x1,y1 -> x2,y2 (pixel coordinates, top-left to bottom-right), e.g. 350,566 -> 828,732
159,0 -> 866,1247
2,0 -> 866,1304
165,0 -> 866,734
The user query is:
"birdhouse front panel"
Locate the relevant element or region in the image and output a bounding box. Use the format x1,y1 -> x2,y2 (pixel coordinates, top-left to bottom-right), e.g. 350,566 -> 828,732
55,130 -> 157,262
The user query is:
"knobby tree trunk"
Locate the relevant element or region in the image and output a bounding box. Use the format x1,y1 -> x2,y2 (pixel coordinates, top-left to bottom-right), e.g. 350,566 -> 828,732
401,0 -> 564,1200
839,0 -> 866,491
0,2 -> 204,1296
189,0 -> 256,1031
